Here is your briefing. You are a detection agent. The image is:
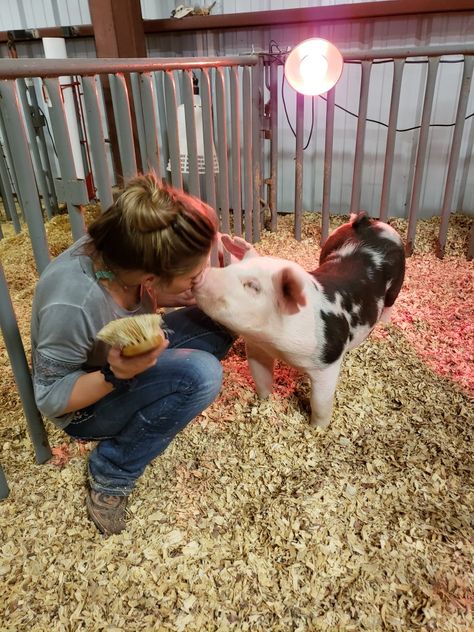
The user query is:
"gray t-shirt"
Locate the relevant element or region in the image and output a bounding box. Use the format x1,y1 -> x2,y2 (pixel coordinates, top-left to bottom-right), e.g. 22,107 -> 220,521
31,235 -> 153,428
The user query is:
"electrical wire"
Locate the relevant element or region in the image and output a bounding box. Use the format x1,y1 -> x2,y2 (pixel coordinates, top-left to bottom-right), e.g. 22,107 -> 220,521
37,104 -> 58,157
318,94 -> 474,132
270,43 -> 473,145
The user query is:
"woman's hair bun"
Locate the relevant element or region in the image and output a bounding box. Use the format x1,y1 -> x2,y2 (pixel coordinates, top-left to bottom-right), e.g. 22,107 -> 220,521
119,173 -> 177,233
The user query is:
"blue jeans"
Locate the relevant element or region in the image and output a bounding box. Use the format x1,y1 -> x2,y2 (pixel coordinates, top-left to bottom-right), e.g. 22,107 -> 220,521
65,307 -> 234,496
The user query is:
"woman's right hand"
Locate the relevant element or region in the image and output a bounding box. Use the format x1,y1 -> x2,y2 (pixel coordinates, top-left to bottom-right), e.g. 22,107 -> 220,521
107,339 -> 169,380
216,233 -> 257,265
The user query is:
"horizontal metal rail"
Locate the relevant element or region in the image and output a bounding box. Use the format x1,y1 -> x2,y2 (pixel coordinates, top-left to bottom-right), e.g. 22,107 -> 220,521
0,46 -> 471,81
0,56 -> 258,79
341,44 -> 474,60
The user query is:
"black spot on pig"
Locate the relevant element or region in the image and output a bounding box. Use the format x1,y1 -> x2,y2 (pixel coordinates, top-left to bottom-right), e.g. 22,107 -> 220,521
320,311 -> 350,364
310,212 -> 405,334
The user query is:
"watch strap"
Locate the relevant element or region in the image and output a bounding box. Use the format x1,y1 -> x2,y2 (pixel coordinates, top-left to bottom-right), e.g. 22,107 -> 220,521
100,363 -> 137,390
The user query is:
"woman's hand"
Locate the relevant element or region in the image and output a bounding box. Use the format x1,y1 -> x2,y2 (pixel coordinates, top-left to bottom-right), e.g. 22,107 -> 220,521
107,339 -> 169,380
216,232 -> 257,266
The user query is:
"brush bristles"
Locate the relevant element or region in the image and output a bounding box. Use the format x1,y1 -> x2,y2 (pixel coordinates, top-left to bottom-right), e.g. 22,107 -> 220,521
97,314 -> 165,356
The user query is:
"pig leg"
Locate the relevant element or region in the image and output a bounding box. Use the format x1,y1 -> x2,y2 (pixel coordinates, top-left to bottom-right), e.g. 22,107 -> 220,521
246,342 -> 275,398
307,359 -> 343,428
379,305 -> 393,323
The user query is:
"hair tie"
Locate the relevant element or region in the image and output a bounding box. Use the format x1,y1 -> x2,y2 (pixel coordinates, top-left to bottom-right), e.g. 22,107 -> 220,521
171,217 -> 180,232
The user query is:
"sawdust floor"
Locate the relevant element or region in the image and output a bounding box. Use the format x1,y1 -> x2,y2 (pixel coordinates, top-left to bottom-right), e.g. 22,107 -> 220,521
0,211 -> 473,631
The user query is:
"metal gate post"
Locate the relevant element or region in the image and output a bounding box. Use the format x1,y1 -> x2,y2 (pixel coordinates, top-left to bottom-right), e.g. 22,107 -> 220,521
0,462 -> 9,500
44,78 -> 87,242
0,145 -> 21,234
17,78 -> 55,221
0,80 -> 50,273
0,262 -> 52,465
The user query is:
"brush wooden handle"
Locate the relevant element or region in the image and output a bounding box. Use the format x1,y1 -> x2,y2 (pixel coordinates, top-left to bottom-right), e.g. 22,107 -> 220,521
121,333 -> 164,357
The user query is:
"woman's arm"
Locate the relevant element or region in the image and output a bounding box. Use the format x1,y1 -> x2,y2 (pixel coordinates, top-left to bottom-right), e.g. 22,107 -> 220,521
61,371 -> 114,413
62,341 -> 169,413
33,301 -> 166,418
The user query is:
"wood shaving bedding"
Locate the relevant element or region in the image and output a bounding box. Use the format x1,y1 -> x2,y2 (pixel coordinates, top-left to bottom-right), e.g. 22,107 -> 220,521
0,210 -> 472,631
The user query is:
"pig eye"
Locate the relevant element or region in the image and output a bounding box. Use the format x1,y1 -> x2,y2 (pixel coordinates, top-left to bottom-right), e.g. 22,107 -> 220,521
242,279 -> 260,293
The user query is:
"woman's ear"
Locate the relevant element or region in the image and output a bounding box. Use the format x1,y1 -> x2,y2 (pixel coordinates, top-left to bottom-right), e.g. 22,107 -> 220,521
142,274 -> 158,288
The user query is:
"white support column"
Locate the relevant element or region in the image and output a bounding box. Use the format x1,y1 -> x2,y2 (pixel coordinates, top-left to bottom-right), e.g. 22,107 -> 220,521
42,37 -> 85,179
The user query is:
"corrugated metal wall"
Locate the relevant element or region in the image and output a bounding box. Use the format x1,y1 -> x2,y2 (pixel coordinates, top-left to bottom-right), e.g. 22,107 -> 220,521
145,11 -> 474,217
1,0 -> 90,29
0,0 -> 394,27
1,1 -> 473,218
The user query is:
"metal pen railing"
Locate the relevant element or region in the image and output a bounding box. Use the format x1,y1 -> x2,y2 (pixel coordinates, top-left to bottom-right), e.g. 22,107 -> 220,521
264,44 -> 474,257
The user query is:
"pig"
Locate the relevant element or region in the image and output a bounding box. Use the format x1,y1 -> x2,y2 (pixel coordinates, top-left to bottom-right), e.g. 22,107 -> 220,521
195,212 -> 405,428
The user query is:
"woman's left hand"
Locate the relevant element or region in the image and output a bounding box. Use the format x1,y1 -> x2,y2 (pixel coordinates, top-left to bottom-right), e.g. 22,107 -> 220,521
108,341 -> 169,379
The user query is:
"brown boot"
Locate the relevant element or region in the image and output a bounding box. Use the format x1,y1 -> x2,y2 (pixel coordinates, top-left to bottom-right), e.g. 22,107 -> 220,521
86,489 -> 128,535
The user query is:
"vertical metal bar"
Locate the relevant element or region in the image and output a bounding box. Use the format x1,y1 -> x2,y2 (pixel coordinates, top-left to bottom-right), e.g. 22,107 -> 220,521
242,66 -> 253,242
0,462 -> 9,499
321,87 -> 336,244
0,262 -> 52,464
44,77 -> 87,241
215,67 -> 230,235
468,222 -> 474,260
17,79 -> 54,220
252,58 -> 263,242
130,72 -> 148,174
0,143 -> 21,233
182,69 -> 200,198
139,72 -> 162,178
82,75 -> 114,211
0,106 -> 25,223
154,71 -> 169,182
437,56 -> 474,258
0,80 -> 50,273
163,70 -> 183,190
268,59 -> 278,232
230,66 -> 242,236
108,73 -> 137,182
379,59 -> 404,222
350,60 -> 372,214
25,79 -> 58,213
294,91 -> 305,241
200,68 -> 217,212
406,57 -> 440,255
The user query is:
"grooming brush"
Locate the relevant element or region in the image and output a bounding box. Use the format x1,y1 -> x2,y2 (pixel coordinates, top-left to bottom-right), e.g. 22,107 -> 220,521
96,314 -> 165,356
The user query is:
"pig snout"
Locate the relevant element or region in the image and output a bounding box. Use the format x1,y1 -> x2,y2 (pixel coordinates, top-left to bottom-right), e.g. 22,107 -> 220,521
193,269 -> 229,316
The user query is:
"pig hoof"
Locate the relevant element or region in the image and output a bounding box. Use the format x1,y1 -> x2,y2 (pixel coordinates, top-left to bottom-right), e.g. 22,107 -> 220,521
310,418 -> 330,429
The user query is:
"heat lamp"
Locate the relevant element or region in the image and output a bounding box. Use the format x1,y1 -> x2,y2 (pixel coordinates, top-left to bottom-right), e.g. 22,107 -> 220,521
284,37 -> 343,96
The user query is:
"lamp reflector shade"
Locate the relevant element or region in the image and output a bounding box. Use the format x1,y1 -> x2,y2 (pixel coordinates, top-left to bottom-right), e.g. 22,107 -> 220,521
284,38 -> 344,96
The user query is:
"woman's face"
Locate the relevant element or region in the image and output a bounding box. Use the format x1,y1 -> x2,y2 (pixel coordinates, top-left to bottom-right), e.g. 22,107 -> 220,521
159,255 -> 209,295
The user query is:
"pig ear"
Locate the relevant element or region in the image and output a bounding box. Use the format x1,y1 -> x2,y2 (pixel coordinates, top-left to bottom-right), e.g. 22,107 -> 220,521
273,266 -> 307,315
219,233 -> 258,261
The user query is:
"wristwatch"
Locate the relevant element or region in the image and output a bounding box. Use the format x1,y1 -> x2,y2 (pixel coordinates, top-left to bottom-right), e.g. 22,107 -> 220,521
100,363 -> 137,390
